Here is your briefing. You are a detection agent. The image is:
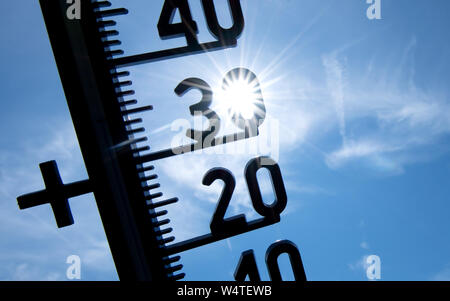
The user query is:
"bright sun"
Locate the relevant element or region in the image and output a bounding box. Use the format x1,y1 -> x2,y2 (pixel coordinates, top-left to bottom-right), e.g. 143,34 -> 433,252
219,68 -> 264,121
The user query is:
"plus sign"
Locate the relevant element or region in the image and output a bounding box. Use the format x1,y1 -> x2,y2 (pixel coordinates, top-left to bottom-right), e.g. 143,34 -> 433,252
17,161 -> 92,228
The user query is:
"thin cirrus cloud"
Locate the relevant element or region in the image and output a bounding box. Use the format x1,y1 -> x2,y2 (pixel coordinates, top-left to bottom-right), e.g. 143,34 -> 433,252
246,33 -> 450,176
320,37 -> 450,174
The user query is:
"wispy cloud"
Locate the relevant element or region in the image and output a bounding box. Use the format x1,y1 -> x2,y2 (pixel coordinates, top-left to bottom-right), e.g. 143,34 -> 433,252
325,139 -> 404,173
348,255 -> 369,272
320,36 -> 450,173
4,263 -> 63,281
323,53 -> 348,144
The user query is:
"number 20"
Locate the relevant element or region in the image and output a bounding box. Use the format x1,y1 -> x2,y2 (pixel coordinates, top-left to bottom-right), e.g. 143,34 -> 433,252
204,156 -> 287,235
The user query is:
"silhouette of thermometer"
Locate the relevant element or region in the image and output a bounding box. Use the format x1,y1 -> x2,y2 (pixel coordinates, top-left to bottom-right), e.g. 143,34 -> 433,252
17,0 -> 308,282
15,0 -> 249,281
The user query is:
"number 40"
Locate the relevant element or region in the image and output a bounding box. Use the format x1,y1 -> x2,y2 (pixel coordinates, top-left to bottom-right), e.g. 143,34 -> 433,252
158,0 -> 244,46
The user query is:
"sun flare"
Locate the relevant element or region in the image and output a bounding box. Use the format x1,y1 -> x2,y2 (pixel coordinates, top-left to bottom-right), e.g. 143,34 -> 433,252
216,68 -> 265,126
223,79 -> 260,119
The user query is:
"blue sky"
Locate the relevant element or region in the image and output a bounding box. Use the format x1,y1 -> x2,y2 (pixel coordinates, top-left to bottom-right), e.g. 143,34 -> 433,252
1,0 -> 450,281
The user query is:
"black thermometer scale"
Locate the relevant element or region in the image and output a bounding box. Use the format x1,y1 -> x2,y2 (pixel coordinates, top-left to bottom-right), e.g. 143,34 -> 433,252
17,0 -> 307,281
